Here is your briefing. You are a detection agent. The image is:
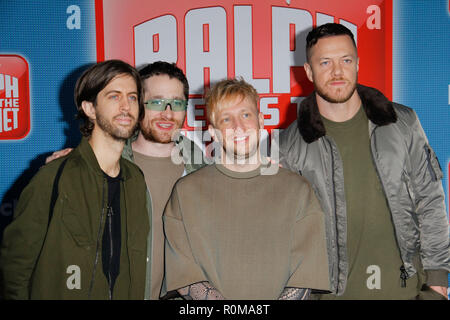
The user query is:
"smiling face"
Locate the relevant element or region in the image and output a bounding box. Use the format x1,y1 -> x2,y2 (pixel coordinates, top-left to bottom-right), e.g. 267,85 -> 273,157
83,74 -> 139,141
209,95 -> 264,161
304,34 -> 359,104
140,74 -> 186,144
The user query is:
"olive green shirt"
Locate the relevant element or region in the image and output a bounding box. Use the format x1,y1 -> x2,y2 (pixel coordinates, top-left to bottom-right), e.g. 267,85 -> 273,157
320,106 -> 419,300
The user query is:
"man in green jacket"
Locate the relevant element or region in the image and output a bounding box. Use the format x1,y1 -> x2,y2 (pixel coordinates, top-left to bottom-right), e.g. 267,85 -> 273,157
0,60 -> 149,299
45,61 -> 206,299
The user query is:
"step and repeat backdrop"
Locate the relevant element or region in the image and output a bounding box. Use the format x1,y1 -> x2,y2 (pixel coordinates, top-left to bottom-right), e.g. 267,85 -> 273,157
0,0 -> 449,292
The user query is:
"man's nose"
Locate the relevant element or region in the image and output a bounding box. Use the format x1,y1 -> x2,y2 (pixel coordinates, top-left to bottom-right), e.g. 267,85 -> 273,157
232,117 -> 245,132
161,103 -> 174,119
119,97 -> 131,112
332,61 -> 344,76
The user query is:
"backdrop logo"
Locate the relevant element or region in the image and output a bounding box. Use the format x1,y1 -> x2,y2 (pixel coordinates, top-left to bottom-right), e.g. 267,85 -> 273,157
97,0 -> 392,132
0,55 -> 31,140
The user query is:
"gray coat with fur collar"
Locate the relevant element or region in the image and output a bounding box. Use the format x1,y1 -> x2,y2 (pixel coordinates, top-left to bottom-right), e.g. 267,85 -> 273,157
279,84 -> 450,295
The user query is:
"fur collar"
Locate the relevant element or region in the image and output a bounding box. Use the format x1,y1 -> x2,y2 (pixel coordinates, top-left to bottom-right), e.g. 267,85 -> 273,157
297,84 -> 397,143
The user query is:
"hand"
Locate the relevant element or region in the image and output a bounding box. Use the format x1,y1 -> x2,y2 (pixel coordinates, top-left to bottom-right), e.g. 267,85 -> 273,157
264,156 -> 283,168
429,285 -> 448,299
45,148 -> 73,164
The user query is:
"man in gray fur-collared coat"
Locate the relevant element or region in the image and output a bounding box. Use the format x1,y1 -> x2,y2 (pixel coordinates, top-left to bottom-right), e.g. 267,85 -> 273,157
279,23 -> 449,300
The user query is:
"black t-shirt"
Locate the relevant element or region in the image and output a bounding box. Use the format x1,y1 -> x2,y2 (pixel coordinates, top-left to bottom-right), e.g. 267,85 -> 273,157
102,171 -> 122,298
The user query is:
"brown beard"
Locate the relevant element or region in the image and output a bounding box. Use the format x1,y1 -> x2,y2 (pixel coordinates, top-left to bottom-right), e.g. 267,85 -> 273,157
96,112 -> 138,141
315,78 -> 357,104
140,118 -> 183,144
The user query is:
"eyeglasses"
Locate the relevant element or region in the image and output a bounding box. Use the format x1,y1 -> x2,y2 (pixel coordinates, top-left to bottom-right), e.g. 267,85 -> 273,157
144,98 -> 187,112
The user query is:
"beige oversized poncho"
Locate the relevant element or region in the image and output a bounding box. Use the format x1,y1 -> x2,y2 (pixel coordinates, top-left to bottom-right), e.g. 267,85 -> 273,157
161,164 -> 330,299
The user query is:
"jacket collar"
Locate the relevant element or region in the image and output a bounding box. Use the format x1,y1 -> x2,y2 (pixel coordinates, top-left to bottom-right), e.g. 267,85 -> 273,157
78,136 -> 131,180
297,84 -> 397,143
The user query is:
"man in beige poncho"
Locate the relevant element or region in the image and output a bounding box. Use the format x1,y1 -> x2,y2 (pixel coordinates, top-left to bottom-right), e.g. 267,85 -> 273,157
161,78 -> 330,300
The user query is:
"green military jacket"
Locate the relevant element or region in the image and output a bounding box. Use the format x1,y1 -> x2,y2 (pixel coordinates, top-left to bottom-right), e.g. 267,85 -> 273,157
0,138 -> 149,299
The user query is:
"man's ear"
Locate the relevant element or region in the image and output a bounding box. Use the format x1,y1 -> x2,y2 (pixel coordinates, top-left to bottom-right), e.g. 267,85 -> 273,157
304,62 -> 313,83
208,124 -> 217,142
81,101 -> 96,120
258,112 -> 264,129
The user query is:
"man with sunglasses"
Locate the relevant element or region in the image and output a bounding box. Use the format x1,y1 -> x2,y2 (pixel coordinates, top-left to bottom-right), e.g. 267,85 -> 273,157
123,62 -> 205,300
45,61 -> 206,299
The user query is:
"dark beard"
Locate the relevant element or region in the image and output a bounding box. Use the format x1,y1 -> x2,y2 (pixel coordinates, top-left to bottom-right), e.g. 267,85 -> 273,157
140,125 -> 161,143
96,113 -> 137,142
315,80 -> 357,104
140,119 -> 183,144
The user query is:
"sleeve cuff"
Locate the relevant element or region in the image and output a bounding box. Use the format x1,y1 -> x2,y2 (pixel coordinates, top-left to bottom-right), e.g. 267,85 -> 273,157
425,269 -> 449,287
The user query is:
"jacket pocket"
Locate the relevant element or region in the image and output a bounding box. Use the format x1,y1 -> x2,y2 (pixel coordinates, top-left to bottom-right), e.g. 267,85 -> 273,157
424,144 -> 443,181
61,201 -> 93,248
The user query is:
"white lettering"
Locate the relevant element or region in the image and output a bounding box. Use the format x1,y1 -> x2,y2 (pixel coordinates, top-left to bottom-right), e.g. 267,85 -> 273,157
316,12 -> 334,26
185,7 -> 227,95
234,6 -> 269,93
132,7 -> 358,127
186,98 -> 206,128
179,304 -> 213,317
66,5 -> 81,30
260,97 -> 280,126
290,96 -> 305,114
339,19 -> 358,45
134,15 -> 177,66
272,7 -> 313,93
260,129 -> 280,176
66,265 -> 81,290
366,265 -> 381,290
0,99 -> 19,107
1,108 -> 19,132
0,74 -> 19,98
366,5 -> 381,30
223,304 -> 270,315
11,108 -> 19,129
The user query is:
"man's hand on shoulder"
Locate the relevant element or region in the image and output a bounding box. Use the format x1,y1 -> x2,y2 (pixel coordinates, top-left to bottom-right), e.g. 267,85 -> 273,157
45,148 -> 73,164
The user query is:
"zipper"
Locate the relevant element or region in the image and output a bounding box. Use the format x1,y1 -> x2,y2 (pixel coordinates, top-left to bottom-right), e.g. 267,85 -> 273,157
424,146 -> 437,181
400,265 -> 409,288
88,178 -> 107,299
107,206 -> 114,300
323,137 -> 341,295
424,145 -> 443,180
